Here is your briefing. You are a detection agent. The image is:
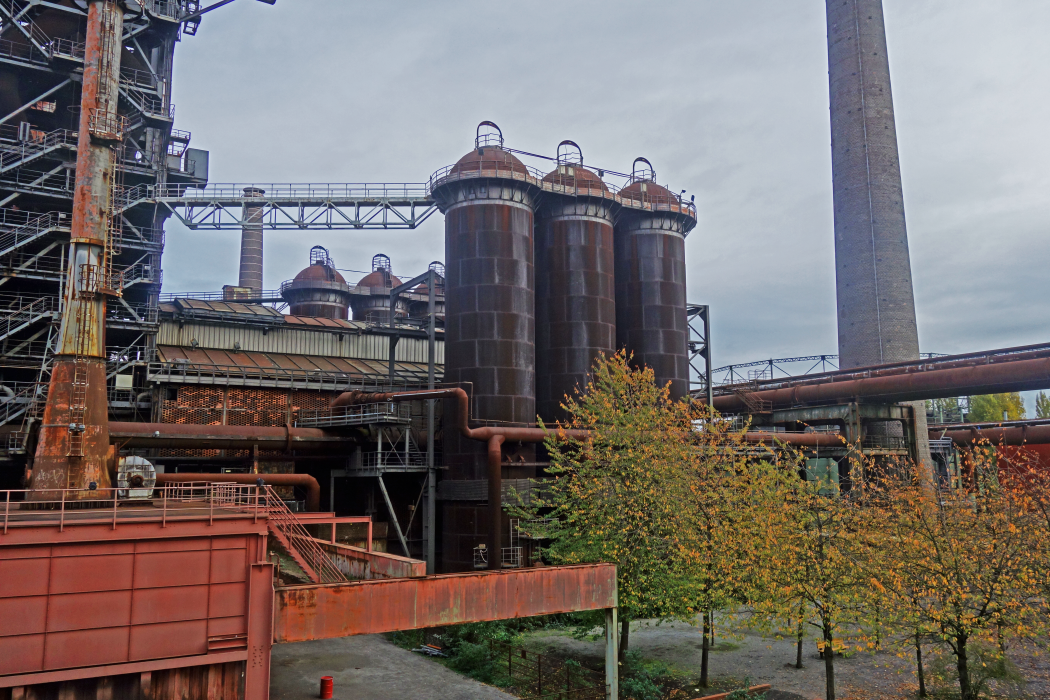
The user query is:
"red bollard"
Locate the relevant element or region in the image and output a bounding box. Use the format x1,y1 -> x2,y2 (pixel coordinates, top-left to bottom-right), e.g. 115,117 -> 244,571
319,676 -> 334,699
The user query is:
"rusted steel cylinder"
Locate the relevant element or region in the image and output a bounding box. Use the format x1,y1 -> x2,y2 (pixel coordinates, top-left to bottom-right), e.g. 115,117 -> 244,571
535,163 -> 616,424
430,130 -> 541,571
108,421 -> 348,451
614,165 -> 696,402
156,472 -> 321,512
710,357 -> 1050,414
933,424 -> 1050,447
239,187 -> 265,293
30,0 -> 123,501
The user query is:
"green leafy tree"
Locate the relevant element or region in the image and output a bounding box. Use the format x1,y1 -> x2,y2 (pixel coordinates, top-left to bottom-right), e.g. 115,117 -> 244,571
1035,391 -> 1050,419
519,351 -> 694,659
968,393 -> 1026,422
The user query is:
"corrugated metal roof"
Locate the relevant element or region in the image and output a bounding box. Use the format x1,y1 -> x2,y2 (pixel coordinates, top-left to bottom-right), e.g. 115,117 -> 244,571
157,346 -> 433,378
173,299 -> 285,317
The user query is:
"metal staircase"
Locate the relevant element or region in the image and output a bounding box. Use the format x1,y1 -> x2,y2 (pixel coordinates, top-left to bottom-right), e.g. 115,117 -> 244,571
0,211 -> 68,259
260,485 -> 346,584
0,128 -> 77,174
0,295 -> 56,342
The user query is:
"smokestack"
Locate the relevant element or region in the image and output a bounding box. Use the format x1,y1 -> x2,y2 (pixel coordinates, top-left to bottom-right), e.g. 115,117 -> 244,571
826,0 -> 931,464
239,187 -> 265,293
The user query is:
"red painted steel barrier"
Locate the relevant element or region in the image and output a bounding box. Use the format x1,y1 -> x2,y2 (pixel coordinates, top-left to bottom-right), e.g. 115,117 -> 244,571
273,563 -> 617,642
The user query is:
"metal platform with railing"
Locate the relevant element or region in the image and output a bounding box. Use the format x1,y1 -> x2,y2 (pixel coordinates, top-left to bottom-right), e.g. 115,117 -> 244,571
295,402 -> 412,429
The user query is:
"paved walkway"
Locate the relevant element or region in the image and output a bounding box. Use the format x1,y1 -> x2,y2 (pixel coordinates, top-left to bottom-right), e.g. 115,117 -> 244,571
270,634 -> 516,700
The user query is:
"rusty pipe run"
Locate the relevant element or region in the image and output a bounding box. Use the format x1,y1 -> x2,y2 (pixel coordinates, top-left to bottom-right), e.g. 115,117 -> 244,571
706,356 -> 1050,414
932,423 -> 1050,448
333,388 -> 588,568
108,422 -> 352,451
743,431 -> 845,448
155,472 -> 321,512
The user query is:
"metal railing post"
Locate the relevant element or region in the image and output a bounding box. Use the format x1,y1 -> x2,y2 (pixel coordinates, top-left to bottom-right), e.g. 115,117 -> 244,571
59,488 -> 65,532
112,487 -> 118,529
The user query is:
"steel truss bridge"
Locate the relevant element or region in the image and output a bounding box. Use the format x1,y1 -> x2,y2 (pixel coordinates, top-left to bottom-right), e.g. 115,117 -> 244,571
120,183 -> 439,230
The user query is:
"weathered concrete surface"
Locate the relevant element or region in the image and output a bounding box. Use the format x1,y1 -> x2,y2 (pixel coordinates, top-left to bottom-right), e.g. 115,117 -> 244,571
270,634 -> 515,700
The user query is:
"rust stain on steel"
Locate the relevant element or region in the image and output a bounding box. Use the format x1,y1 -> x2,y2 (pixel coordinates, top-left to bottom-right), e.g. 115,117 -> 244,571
31,359 -> 111,499
535,174 -> 616,425
31,0 -> 122,499
317,540 -> 426,580
273,563 -> 617,642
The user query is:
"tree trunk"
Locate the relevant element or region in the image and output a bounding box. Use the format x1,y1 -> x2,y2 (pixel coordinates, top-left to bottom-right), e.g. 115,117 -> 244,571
915,632 -> 926,698
700,610 -> 710,687
619,616 -> 630,664
823,630 -> 836,700
957,636 -> 973,700
796,619 -> 805,669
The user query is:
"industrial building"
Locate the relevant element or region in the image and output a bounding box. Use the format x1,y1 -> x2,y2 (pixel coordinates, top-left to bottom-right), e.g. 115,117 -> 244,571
1,1 -> 1048,699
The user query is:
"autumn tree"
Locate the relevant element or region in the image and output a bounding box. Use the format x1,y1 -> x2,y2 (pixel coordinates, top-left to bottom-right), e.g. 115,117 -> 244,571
872,457 -> 1042,700
674,407 -> 764,688
519,350 -> 695,659
748,455 -> 877,700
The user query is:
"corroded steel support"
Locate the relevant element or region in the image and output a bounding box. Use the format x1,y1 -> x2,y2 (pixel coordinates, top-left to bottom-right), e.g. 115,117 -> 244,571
30,0 -> 123,500
273,563 -> 617,641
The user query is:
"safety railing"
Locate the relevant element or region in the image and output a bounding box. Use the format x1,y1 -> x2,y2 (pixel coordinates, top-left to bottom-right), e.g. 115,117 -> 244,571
147,360 -> 432,390
0,37 -> 46,65
428,162 -> 696,218
0,211 -> 69,258
296,402 -> 411,428
120,66 -> 159,90
0,166 -> 73,196
47,37 -> 83,60
0,128 -> 77,173
0,0 -> 50,53
0,295 -> 57,342
148,182 -> 432,202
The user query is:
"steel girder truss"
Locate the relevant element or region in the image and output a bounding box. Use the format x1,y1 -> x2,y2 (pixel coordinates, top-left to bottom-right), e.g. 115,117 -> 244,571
121,183 -> 439,230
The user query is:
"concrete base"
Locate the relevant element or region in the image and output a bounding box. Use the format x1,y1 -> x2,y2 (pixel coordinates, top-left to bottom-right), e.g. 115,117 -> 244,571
270,635 -> 515,700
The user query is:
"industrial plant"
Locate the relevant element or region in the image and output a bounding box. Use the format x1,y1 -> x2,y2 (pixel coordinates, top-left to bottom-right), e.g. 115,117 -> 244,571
0,1 -> 1046,699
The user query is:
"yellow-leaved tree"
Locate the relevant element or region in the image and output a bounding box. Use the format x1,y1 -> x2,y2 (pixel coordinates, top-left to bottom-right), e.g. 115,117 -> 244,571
519,350 -> 695,659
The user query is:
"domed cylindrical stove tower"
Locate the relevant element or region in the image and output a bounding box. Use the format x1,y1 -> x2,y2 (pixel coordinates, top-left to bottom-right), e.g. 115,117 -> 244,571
535,141 -> 617,424
614,159 -> 697,401
349,254 -> 409,323
430,122 -> 540,571
280,246 -> 352,319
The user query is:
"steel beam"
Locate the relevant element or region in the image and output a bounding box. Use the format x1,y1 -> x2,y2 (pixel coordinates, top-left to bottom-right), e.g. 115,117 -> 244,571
273,563 -> 617,642
120,183 -> 438,230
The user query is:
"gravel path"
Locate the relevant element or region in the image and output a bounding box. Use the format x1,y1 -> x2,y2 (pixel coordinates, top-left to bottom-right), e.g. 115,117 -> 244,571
526,618 -> 1050,699
271,634 -> 516,700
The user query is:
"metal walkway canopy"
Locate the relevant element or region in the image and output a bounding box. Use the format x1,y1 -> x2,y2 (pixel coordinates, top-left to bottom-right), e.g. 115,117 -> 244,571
119,183 -> 438,230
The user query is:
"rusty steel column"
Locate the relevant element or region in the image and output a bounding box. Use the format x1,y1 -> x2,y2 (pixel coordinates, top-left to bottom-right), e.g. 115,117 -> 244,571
535,155 -> 617,425
430,128 -> 540,572
30,0 -> 123,500
826,0 -> 931,467
239,187 -> 265,293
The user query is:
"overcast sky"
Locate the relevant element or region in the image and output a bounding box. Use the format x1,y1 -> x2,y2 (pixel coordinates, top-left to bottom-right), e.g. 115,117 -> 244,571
164,0 -> 1050,387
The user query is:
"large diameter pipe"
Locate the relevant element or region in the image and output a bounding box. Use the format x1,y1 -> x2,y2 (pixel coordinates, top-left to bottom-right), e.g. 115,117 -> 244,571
933,424 -> 1050,447
156,472 -> 320,512
332,387 -> 587,568
744,432 -> 844,448
109,422 -> 351,450
708,357 -> 1050,413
